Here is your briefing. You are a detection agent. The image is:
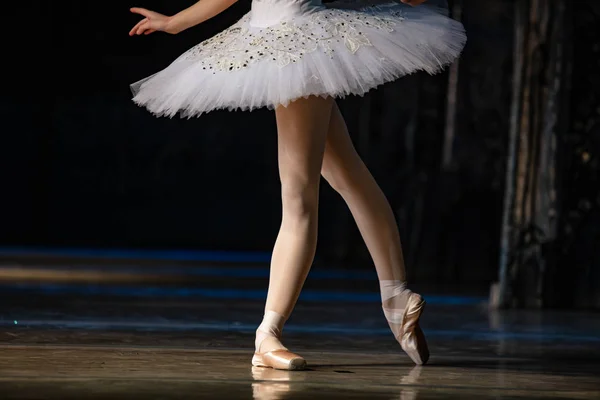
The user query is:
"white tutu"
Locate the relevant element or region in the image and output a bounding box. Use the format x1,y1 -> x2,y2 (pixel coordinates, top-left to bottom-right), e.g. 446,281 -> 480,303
131,0 -> 466,117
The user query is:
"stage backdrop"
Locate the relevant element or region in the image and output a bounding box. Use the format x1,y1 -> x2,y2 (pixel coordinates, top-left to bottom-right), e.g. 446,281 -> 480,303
1,0 -> 598,305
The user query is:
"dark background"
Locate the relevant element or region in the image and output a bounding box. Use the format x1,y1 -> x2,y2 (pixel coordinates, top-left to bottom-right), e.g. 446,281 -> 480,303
1,0 -> 599,307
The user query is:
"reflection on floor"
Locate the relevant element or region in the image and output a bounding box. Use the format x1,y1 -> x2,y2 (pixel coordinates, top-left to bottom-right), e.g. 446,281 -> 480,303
0,257 -> 599,399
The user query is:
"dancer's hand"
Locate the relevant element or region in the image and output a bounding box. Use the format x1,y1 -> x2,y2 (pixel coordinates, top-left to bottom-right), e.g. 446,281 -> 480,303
129,7 -> 179,36
401,0 -> 428,6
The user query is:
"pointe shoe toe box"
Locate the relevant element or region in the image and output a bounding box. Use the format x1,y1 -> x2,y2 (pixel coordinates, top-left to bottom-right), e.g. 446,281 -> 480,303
400,294 -> 430,365
252,350 -> 307,371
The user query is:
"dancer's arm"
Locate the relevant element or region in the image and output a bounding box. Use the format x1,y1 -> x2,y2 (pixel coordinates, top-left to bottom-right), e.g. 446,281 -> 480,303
129,0 -> 238,36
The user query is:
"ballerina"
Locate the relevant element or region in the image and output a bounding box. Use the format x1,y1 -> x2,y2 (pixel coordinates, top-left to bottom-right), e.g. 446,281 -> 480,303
129,0 -> 466,370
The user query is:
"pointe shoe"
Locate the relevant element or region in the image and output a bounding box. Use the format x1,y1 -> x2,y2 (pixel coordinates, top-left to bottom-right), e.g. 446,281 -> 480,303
252,349 -> 307,371
397,292 -> 429,365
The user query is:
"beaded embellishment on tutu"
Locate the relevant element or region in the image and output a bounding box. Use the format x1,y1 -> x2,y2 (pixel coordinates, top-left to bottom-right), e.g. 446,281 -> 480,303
131,0 -> 466,117
183,8 -> 406,71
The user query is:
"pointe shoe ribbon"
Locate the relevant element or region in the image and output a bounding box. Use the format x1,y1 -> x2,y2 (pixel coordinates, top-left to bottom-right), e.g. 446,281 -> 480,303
252,349 -> 307,371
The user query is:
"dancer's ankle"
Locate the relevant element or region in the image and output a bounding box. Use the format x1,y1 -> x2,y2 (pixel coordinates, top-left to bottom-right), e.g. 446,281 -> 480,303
255,310 -> 288,353
380,280 -> 412,326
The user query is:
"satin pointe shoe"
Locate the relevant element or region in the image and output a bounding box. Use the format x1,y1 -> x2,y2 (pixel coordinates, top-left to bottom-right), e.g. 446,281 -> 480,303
252,349 -> 307,371
253,312 -> 306,371
397,292 -> 429,365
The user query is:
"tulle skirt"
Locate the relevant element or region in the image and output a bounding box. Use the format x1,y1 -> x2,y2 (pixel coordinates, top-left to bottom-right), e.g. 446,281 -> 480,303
131,0 -> 466,117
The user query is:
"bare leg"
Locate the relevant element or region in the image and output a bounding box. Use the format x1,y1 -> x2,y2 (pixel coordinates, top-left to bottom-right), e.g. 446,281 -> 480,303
254,96 -> 333,365
321,103 -> 406,282
321,103 -> 429,364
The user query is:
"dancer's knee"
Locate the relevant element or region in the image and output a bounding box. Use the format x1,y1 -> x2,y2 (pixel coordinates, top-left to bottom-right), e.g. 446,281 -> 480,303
281,181 -> 319,218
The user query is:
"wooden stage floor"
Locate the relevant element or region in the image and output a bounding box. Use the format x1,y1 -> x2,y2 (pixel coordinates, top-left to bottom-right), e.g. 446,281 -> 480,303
0,259 -> 599,399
